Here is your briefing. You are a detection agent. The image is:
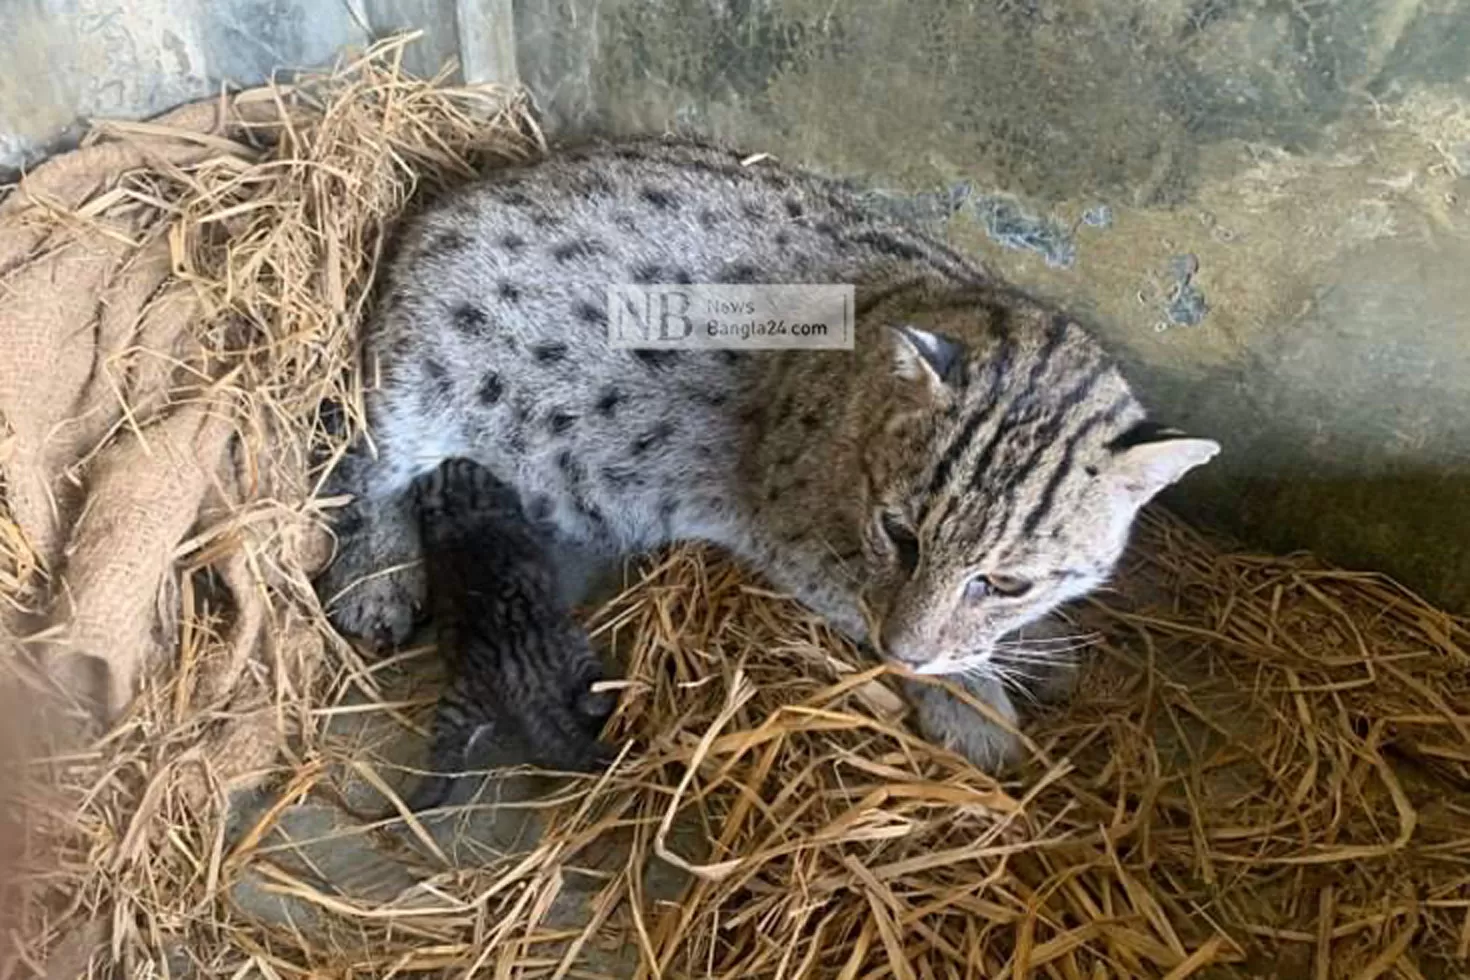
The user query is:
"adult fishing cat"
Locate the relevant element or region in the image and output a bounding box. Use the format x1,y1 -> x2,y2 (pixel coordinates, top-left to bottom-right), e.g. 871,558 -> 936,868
317,135 -> 1219,769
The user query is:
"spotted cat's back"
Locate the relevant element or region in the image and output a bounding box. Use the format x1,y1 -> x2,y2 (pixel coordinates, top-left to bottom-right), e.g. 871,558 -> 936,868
372,137 -> 986,375
364,136 -> 1008,545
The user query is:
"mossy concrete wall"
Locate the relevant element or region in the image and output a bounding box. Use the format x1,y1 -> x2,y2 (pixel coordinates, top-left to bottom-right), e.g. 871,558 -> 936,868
517,0 -> 1470,611
4,1 -> 1468,610
0,0 -> 515,174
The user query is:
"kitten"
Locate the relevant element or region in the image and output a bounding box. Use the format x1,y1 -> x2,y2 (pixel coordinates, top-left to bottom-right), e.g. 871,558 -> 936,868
406,458 -> 615,810
318,135 -> 1218,770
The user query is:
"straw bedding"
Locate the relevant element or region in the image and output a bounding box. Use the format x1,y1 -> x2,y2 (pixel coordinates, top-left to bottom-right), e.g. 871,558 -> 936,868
3,37 -> 1468,980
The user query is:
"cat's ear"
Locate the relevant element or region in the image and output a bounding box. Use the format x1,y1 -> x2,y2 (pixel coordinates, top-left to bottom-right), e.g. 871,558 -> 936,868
889,325 -> 964,389
1106,428 -> 1220,500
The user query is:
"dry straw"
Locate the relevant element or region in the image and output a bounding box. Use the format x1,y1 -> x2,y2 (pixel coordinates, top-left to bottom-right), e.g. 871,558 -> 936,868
4,35 -> 1469,980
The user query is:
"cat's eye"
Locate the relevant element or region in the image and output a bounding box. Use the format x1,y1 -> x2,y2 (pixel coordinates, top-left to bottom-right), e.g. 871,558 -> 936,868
879,511 -> 920,575
965,573 -> 1033,602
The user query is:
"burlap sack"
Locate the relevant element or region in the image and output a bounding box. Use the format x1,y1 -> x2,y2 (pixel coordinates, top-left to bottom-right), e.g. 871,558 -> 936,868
0,52 -> 541,979
0,99 -> 327,781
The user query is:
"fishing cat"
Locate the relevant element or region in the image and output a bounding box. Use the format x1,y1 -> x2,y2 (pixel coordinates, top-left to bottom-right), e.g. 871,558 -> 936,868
404,457 -> 615,809
317,135 -> 1218,770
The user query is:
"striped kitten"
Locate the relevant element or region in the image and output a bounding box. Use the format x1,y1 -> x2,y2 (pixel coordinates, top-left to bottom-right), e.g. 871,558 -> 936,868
319,136 -> 1218,770
407,458 -> 615,810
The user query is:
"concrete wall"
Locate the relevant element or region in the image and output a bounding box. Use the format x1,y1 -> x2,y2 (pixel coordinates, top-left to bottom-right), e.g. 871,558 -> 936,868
516,0 -> 1470,611
4,0 -> 1469,611
0,0 -> 515,175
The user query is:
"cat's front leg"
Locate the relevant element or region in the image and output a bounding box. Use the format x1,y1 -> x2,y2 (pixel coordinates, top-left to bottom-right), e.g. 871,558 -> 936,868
316,444 -> 430,648
772,553 -> 1024,771
901,614 -> 1086,772
755,536 -> 1045,773
901,673 -> 1023,772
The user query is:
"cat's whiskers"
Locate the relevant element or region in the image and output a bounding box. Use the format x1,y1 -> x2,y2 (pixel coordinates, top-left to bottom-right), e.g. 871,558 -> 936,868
956,658 -> 1043,706
992,643 -> 1070,658
979,658 -> 1042,683
995,668 -> 1044,705
999,629 -> 1099,646
991,646 -> 1089,664
856,592 -> 885,656
815,534 -> 861,583
995,634 -> 1099,658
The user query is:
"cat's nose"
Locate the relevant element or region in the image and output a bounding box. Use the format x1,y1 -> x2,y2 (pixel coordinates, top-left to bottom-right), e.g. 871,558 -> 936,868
877,625 -> 929,670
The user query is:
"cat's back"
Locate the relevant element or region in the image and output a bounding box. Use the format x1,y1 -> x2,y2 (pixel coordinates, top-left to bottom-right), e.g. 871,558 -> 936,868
409,135 -> 863,281
377,136 -> 986,354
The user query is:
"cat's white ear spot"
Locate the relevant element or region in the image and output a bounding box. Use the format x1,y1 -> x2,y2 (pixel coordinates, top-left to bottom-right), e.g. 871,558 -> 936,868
889,324 -> 963,387
1109,437 -> 1220,497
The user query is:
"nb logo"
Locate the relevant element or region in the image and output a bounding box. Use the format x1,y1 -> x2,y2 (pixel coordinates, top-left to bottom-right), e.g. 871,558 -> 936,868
609,286 -> 695,345
606,283 -> 854,351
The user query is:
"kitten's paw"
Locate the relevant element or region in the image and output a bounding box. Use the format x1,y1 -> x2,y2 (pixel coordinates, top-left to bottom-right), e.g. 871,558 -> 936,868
574,695 -> 621,772
515,663 -> 621,775
553,681 -> 619,772
903,675 -> 1023,773
576,687 -> 618,728
316,508 -> 426,649
533,729 -> 617,775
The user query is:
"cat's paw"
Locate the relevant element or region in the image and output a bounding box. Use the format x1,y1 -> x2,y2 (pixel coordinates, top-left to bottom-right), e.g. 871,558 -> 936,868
316,507 -> 426,649
575,684 -> 618,727
903,675 -> 1023,773
320,556 -> 425,650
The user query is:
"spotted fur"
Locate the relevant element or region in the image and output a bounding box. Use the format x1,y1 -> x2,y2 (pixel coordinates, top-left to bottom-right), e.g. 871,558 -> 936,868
318,136 -> 1218,771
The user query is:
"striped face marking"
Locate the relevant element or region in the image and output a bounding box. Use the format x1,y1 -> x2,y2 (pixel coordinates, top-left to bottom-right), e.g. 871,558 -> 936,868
861,321 -> 1218,675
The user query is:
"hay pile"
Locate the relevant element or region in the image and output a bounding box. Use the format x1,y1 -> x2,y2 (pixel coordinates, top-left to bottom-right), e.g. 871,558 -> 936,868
0,36 -> 541,976
4,37 -> 1469,980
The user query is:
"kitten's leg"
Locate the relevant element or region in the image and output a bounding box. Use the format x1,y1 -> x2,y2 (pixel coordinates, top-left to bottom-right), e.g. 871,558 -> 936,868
902,673 -> 1023,773
405,677 -> 490,812
316,426 -> 439,648
512,634 -> 619,774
